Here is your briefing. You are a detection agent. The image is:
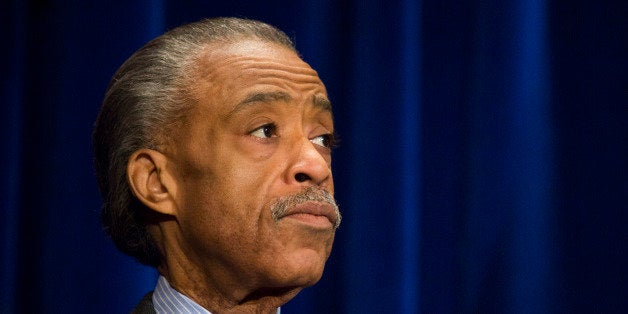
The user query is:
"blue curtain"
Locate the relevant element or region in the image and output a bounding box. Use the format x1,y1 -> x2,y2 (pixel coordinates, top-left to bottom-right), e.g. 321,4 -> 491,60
2,0 -> 626,313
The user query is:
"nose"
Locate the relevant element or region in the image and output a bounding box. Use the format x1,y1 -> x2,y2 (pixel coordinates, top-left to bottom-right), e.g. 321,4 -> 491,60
286,138 -> 332,187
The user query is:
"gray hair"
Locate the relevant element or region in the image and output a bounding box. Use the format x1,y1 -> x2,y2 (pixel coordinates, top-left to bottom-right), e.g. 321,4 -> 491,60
93,17 -> 296,267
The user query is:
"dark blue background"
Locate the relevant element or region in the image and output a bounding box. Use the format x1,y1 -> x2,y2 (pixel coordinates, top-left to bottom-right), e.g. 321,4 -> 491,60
2,0 -> 626,313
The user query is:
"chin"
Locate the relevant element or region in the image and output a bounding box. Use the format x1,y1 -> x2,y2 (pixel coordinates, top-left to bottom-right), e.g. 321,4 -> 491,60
283,248 -> 328,287
265,225 -> 335,288
258,249 -> 326,290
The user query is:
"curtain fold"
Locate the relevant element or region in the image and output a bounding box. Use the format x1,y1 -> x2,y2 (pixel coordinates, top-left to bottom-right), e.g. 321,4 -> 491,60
399,0 -> 422,311
2,1 -> 25,312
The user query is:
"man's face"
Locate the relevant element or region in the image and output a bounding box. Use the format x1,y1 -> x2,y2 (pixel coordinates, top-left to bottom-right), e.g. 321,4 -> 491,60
164,40 -> 339,292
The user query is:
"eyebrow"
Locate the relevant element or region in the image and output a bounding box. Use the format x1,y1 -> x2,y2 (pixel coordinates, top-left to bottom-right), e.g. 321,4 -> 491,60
312,94 -> 332,111
229,91 -> 332,116
241,91 -> 292,105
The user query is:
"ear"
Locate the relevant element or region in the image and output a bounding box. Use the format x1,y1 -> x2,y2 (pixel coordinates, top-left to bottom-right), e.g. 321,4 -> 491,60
127,149 -> 178,216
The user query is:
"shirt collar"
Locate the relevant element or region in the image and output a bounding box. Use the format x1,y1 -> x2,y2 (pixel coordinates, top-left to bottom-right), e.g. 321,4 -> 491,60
153,275 -> 211,313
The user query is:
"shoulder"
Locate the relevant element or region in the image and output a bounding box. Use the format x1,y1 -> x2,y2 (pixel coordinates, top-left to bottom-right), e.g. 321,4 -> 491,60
130,292 -> 155,314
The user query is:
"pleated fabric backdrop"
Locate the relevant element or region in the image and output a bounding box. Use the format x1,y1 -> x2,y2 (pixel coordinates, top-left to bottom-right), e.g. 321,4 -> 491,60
2,0 -> 626,313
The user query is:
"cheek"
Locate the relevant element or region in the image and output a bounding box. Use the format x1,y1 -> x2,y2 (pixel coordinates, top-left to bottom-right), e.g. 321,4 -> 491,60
224,143 -> 288,201
176,175 -> 258,265
177,153 -> 277,235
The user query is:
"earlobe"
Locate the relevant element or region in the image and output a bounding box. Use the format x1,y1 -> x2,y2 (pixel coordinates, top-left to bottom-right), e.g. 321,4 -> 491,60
127,149 -> 177,216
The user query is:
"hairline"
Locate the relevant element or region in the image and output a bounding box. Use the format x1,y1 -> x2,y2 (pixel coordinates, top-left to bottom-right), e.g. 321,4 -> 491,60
150,36 -> 302,149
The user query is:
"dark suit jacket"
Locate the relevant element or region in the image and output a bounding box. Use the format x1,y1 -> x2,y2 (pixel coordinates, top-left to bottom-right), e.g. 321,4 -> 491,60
130,292 -> 156,314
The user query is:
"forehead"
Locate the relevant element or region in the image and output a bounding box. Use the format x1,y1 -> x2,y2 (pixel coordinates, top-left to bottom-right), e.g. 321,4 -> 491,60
188,40 -> 328,114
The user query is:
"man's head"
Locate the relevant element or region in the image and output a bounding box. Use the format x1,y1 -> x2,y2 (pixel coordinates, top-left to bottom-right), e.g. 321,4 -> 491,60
93,17 -> 340,309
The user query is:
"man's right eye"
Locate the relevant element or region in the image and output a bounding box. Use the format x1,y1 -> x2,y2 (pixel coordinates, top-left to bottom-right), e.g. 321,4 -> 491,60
250,123 -> 277,139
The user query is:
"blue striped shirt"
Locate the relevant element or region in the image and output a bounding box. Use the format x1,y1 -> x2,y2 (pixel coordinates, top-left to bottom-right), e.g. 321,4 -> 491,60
152,276 -> 281,313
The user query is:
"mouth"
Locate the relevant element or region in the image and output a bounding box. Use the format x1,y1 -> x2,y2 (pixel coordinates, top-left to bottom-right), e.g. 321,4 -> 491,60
270,187 -> 341,230
280,202 -> 339,229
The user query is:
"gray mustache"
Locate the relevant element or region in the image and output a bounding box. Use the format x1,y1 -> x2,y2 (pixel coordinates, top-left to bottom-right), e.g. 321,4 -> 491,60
270,187 -> 341,229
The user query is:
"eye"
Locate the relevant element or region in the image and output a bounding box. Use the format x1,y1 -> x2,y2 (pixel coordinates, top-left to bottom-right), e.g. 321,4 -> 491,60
250,123 -> 277,139
310,133 -> 336,149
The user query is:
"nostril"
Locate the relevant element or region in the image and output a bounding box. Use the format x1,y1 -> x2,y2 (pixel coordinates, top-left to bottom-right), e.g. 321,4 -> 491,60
295,173 -> 311,183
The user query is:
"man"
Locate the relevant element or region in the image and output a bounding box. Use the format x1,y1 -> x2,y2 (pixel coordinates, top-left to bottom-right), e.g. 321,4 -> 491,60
93,17 -> 341,313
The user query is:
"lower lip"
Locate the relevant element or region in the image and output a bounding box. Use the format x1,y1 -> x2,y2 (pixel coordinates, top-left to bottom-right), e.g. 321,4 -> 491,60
284,213 -> 333,229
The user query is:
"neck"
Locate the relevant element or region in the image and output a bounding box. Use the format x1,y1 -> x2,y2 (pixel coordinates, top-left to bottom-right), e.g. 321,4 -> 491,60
150,222 -> 303,313
159,264 -> 300,313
